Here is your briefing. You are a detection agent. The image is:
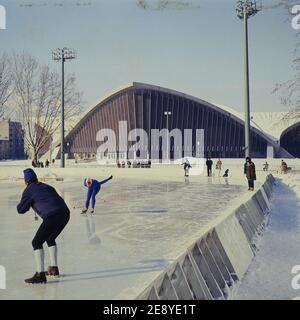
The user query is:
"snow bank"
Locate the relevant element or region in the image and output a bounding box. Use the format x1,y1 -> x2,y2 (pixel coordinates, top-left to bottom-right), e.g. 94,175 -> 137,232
236,172 -> 300,300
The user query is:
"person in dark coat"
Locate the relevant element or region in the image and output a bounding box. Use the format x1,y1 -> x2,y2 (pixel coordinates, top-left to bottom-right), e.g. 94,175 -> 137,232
182,159 -> 192,177
17,168 -> 70,284
244,157 -> 256,191
81,176 -> 113,214
206,158 -> 213,177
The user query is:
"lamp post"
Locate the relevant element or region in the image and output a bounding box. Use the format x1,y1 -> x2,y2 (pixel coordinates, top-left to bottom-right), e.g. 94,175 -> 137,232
52,47 -> 76,168
164,111 -> 172,161
236,1 -> 260,158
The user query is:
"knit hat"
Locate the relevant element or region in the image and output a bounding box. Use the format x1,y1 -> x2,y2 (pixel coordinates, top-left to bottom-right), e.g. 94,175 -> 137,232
23,168 -> 37,181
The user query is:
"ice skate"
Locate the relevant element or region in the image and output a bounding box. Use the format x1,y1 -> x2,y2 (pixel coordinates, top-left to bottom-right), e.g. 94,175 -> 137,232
81,208 -> 88,214
25,272 -> 47,284
90,209 -> 94,214
46,266 -> 59,277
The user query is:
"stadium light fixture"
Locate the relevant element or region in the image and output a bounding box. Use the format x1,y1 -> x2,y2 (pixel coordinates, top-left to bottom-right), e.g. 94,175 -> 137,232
236,1 -> 261,157
51,47 -> 76,168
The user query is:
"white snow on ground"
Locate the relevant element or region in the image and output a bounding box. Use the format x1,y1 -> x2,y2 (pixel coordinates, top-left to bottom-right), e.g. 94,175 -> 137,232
236,172 -> 300,300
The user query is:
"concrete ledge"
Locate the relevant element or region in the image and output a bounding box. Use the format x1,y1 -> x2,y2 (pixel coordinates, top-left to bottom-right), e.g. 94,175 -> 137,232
136,174 -> 275,300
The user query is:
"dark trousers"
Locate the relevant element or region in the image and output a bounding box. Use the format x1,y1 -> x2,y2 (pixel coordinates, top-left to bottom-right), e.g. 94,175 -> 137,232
32,212 -> 70,250
207,166 -> 212,176
248,179 -> 254,189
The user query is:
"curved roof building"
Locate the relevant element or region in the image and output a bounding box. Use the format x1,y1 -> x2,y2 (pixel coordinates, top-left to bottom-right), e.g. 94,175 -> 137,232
280,122 -> 300,158
60,82 -> 292,160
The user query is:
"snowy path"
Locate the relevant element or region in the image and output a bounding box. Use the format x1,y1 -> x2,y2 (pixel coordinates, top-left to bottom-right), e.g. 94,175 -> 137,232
236,176 -> 300,300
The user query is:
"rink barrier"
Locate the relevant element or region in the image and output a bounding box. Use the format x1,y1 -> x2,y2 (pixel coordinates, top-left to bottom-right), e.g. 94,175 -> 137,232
136,174 -> 275,300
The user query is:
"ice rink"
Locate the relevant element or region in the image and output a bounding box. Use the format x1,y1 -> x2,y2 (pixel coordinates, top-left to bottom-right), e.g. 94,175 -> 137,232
0,172 -> 246,299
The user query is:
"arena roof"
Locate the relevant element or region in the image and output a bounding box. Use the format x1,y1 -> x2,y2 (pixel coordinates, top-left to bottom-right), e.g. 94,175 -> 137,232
44,82 -> 296,159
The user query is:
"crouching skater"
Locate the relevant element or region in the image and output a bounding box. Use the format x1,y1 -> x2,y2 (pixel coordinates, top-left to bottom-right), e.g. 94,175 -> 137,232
17,168 -> 70,284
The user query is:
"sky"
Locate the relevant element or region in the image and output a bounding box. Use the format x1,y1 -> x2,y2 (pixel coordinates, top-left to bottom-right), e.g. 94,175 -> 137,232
0,0 -> 298,113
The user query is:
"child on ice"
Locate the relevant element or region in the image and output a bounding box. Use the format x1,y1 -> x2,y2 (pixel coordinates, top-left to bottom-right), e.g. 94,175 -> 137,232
81,175 -> 113,214
17,168 -> 70,284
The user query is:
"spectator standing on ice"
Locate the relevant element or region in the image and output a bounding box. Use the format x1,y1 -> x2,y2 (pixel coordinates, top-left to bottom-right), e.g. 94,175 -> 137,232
281,160 -> 287,174
182,159 -> 192,177
17,168 -> 70,284
244,157 -> 256,191
81,176 -> 113,214
216,158 -> 222,176
206,158 -> 213,177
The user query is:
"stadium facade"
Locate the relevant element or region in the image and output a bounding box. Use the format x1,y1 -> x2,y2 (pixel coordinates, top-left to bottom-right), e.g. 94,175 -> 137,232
54,83 -> 295,160
280,122 -> 300,158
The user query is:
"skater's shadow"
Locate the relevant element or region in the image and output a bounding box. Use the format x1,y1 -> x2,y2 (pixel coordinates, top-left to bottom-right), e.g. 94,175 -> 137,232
47,260 -> 171,285
85,214 -> 101,245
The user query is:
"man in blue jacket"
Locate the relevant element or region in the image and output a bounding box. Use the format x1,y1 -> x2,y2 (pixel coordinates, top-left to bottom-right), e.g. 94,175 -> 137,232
17,168 -> 70,284
81,175 -> 113,214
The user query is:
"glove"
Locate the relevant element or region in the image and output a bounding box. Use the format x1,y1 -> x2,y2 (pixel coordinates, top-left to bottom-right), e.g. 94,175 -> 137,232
110,175 -> 113,180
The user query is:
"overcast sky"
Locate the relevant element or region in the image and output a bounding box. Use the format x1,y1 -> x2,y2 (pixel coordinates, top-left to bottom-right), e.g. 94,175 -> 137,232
0,0 -> 297,113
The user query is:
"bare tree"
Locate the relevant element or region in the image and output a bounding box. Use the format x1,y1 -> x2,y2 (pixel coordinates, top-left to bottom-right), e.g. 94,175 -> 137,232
265,1 -> 300,122
0,53 -> 13,118
11,53 -> 82,162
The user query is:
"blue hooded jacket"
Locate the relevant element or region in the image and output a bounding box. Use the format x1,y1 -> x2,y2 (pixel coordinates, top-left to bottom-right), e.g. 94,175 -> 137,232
17,182 -> 70,219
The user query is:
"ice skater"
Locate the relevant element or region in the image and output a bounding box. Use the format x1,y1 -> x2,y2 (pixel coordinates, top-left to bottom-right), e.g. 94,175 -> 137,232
182,159 -> 192,177
17,168 -> 70,284
223,169 -> 229,177
81,175 -> 113,214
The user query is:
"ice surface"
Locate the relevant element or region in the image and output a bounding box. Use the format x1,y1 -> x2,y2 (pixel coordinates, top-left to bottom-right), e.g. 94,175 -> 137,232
0,176 -> 245,299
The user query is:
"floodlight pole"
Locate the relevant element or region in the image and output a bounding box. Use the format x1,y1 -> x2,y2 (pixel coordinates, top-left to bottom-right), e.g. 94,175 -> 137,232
236,1 -> 260,158
52,47 -> 76,168
164,111 -> 172,161
61,51 -> 65,168
244,9 -> 250,158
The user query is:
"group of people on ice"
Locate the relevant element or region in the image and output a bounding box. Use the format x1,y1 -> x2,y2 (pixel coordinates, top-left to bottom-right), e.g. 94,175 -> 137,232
182,157 -> 256,191
182,158 -> 228,178
16,168 -> 113,284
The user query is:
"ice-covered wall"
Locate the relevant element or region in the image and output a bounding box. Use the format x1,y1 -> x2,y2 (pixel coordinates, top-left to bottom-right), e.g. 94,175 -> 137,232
136,174 -> 275,300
